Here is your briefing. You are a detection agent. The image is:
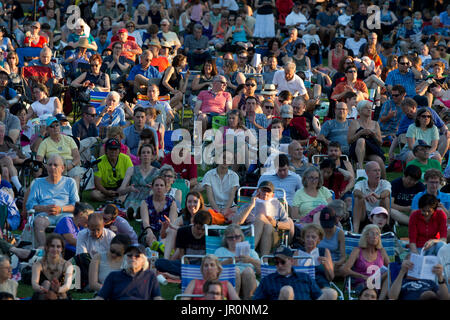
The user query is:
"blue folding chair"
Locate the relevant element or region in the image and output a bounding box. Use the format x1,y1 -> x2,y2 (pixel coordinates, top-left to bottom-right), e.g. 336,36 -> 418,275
181,255 -> 236,293
16,47 -> 42,67
260,255 -> 316,280
205,224 -> 255,255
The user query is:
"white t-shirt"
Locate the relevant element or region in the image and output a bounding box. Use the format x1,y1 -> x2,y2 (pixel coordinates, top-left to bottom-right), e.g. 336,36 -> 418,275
273,70 -> 307,96
201,168 -> 240,209
338,13 -> 352,26
31,97 -> 58,117
285,12 -> 308,30
302,34 -> 321,48
353,179 -> 392,213
345,38 -> 367,56
220,0 -> 239,11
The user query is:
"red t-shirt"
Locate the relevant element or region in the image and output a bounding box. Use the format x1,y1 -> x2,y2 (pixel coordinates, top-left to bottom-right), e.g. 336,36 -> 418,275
408,209 -> 447,248
161,152 -> 197,181
323,172 -> 348,199
24,35 -> 48,48
151,56 -> 169,73
197,90 -> 232,114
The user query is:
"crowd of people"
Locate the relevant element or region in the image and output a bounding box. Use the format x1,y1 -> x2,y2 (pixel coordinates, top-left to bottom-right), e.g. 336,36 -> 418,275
0,0 -> 449,301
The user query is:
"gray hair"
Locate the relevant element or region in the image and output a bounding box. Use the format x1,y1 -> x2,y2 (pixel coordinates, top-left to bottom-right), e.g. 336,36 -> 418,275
327,199 -> 348,220
159,164 -> 175,175
302,166 -> 324,189
356,100 -> 371,113
221,224 -> 245,248
107,91 -> 121,102
0,254 -> 10,264
47,154 -> 65,166
284,62 -> 296,71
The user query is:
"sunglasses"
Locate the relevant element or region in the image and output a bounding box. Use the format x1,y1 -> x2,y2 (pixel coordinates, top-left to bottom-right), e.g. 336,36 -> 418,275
347,70 -> 357,73
420,115 -> 431,119
264,105 -> 274,109
49,123 -> 60,128
399,62 -> 409,65
85,113 -> 96,117
245,83 -> 256,87
126,253 -> 141,258
391,93 -> 402,97
226,235 -> 241,240
274,258 -> 286,265
216,81 -> 227,85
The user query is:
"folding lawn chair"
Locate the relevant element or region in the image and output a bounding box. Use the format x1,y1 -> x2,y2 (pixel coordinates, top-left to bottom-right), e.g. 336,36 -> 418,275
344,231 -> 396,299
16,47 -> 42,67
437,243 -> 450,291
173,293 -> 204,300
181,254 -> 236,293
260,255 -> 315,280
172,178 -> 190,209
205,224 -> 255,255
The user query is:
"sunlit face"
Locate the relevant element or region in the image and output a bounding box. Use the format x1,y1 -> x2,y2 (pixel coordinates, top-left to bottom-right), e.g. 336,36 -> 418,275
46,156 -> 64,178
89,221 -> 103,239
284,66 -> 295,80
204,62 -> 212,74
418,111 -> 431,127
33,88 -> 47,101
139,146 -> 153,163
202,259 -> 219,280
366,229 -> 381,246
105,94 -> 119,108
186,195 -> 201,215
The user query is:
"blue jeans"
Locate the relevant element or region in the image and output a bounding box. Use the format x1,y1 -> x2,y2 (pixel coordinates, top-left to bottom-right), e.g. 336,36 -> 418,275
418,241 -> 445,256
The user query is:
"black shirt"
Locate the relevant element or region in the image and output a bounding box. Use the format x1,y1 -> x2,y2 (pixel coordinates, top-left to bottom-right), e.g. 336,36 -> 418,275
72,119 -> 99,140
391,177 -> 426,207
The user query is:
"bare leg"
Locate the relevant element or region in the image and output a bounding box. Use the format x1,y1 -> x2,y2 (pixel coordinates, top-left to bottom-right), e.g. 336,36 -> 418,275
259,222 -> 274,257
353,197 -> 366,234
438,134 -> 449,160
234,267 -> 241,297
34,216 -> 50,248
355,138 -> 366,169
278,285 -> 294,300
162,228 -> 176,259
241,267 -> 257,300
320,287 -> 338,300
390,208 -> 410,225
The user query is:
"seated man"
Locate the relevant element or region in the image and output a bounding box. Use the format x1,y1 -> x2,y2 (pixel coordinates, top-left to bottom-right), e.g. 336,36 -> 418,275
0,96 -> 20,144
0,121 -> 25,194
194,75 -> 232,134
378,85 -> 406,137
406,140 -> 442,181
26,154 -> 80,248
232,181 -> 295,257
137,84 -> 174,127
317,102 -> 353,155
155,210 -> 212,277
352,161 -> 391,233
411,169 -> 450,216
36,116 -> 84,188
28,46 -> 64,88
91,138 -> 134,202
288,140 -> 311,178
388,255 -> 448,300
257,154 -> 302,214
71,105 -> 100,163
253,246 -> 335,300
327,141 -> 355,202
127,50 -> 162,94
390,165 -> 425,226
184,23 -> 211,69
76,213 -> 116,257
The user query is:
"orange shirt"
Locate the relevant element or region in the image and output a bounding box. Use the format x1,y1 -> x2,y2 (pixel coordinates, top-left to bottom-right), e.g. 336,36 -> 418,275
151,56 -> 170,73
109,40 -> 142,62
332,80 -> 368,102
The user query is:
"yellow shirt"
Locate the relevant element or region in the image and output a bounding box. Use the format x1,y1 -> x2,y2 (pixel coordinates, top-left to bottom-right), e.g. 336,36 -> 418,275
37,135 -> 77,161
94,153 -> 133,189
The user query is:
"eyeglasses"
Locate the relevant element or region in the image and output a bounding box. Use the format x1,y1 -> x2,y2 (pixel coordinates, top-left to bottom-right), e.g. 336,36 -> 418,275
0,266 -> 12,271
91,64 -> 100,67
264,105 -> 274,109
274,258 -> 286,265
126,253 -> 141,258
420,115 -> 431,119
164,174 -> 175,178
49,123 -> 60,129
110,248 -> 123,256
127,25 -> 135,28
245,83 -> 256,87
399,62 -> 409,65
226,235 -> 241,240
307,176 -> 320,181
85,113 -> 96,117
391,93 -> 402,97
161,24 -> 169,27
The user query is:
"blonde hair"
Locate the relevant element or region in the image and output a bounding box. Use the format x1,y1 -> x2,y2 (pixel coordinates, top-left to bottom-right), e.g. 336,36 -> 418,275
106,126 -> 125,140
200,254 -> 223,278
221,224 -> 244,248
359,224 -> 382,249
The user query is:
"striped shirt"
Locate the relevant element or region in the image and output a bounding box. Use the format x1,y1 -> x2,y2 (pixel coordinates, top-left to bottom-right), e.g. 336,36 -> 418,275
385,69 -> 417,98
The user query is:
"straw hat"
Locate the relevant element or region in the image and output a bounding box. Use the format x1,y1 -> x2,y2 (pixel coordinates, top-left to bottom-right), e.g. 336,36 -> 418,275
260,84 -> 277,95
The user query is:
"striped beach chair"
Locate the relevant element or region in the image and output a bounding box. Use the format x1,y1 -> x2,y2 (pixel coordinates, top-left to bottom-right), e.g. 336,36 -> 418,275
205,224 -> 255,255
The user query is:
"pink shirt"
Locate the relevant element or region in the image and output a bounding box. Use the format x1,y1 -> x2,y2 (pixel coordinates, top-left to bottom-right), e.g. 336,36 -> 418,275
197,90 -> 232,114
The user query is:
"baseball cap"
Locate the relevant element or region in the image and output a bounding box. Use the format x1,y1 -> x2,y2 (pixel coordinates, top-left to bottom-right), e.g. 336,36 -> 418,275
369,207 -> 389,217
297,38 -> 306,46
105,138 -> 121,149
413,139 -> 431,153
273,246 -> 294,259
55,113 -> 68,122
258,181 -> 274,193
125,244 -> 146,255
118,28 -> 128,34
280,104 -> 293,118
320,207 -> 337,229
45,116 -> 58,127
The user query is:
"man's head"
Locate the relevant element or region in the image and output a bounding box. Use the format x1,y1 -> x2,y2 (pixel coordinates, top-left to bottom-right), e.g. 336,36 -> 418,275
288,140 -> 304,161
320,158 -> 336,181
413,140 -> 431,160
192,210 -> 212,238
424,169 -> 444,195
46,154 -> 65,181
140,50 -> 153,67
124,244 -> 147,273
0,122 -> 6,142
133,107 -> 146,130
292,96 -> 306,116
391,85 -> 406,105
212,75 -> 227,93
39,47 -> 52,65
0,255 -> 12,282
160,19 -> 170,32
397,55 -> 411,73
193,23 -> 203,39
0,71 -> 9,88
280,104 -> 293,121
327,141 -> 342,160
275,154 -> 291,179
237,50 -> 249,66
283,62 -> 296,81
203,279 -> 224,300
367,32 -> 377,46
147,83 -> 159,101
82,106 -> 96,123
105,137 -> 121,162
335,102 -> 348,120
273,246 -> 295,276
117,28 -> 128,43
257,181 -> 275,200
245,96 -> 259,113
400,98 -> 417,118
87,213 -> 104,239
365,161 -> 381,183
402,164 -> 422,188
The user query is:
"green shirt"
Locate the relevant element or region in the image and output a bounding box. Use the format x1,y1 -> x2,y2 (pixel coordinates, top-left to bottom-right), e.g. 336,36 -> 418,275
406,159 -> 442,182
94,153 -> 133,189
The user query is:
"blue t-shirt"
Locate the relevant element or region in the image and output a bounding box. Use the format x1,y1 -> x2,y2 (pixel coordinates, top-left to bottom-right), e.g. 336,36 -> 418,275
0,87 -> 17,100
54,216 -> 81,253
319,119 -> 352,153
397,107 -> 444,135
98,269 -> 161,300
399,279 -> 439,300
411,190 -> 450,211
126,64 -> 161,82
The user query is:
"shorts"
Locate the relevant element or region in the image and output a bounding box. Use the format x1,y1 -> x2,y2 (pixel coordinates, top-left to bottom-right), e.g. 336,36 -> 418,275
36,212 -> 74,226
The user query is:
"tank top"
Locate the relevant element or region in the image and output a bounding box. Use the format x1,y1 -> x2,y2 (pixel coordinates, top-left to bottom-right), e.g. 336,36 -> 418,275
148,10 -> 161,26
380,10 -> 392,23
85,71 -> 107,88
352,249 -> 384,285
216,20 -> 227,39
159,67 -> 181,96
146,195 -> 174,234
202,22 -> 213,40
257,0 -> 273,15
293,55 -> 307,72
317,227 -> 341,261
231,26 -> 247,44
331,49 -> 345,71
192,74 -> 213,96
31,96 -> 57,117
137,14 -> 149,26
98,251 -> 120,284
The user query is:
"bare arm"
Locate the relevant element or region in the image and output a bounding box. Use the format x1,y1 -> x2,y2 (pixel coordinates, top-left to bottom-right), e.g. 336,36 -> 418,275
88,253 -> 103,292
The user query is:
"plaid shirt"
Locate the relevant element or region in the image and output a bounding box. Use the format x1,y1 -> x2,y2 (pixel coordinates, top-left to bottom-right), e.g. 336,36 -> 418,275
379,99 -> 403,135
385,69 -> 417,98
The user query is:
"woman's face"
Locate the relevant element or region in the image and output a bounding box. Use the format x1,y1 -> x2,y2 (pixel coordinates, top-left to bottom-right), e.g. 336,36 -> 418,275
202,259 -> 219,280
390,57 -> 398,68
321,167 -> 333,180
162,170 -> 175,186
77,212 -> 89,228
33,88 -> 46,101
335,42 -> 343,50
304,230 -> 320,251
109,243 -> 125,258
370,214 -> 387,229
366,229 -> 381,246
421,45 -> 429,55
103,17 -> 111,29
263,103 -> 274,116
16,109 -> 27,127
271,123 -> 283,138
227,114 -> 239,128
271,41 -> 279,51
418,111 -> 431,127
204,62 -> 212,74
360,289 -> 377,300
305,171 -> 320,188
47,238 -> 63,257
186,195 -> 201,215
153,178 -> 166,195
225,231 -> 242,250
139,146 -> 153,162
421,205 -> 435,219
91,59 -> 102,73
106,94 -> 119,108
433,64 -> 443,77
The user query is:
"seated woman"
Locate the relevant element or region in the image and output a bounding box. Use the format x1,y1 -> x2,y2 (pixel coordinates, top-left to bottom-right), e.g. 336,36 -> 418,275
295,223 -> 337,300
182,254 -> 240,300
222,59 -> 246,93
63,37 -> 92,79
214,224 -> 261,300
94,91 -> 126,138
71,54 -> 111,93
145,108 -> 165,160
191,59 -> 218,97
293,166 -> 333,221
348,100 -> 386,179
119,144 -> 160,217
331,64 -> 369,102
31,234 -> 74,300
0,254 -> 18,299
159,164 -> 182,209
409,194 -> 447,256
158,54 -> 189,112
320,158 -> 352,200
224,16 -> 253,50
340,224 -> 390,300
54,202 -> 94,260
88,234 -> 131,292
404,108 -> 441,164
102,204 -> 138,244
26,83 -> 63,121
140,176 -> 178,259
